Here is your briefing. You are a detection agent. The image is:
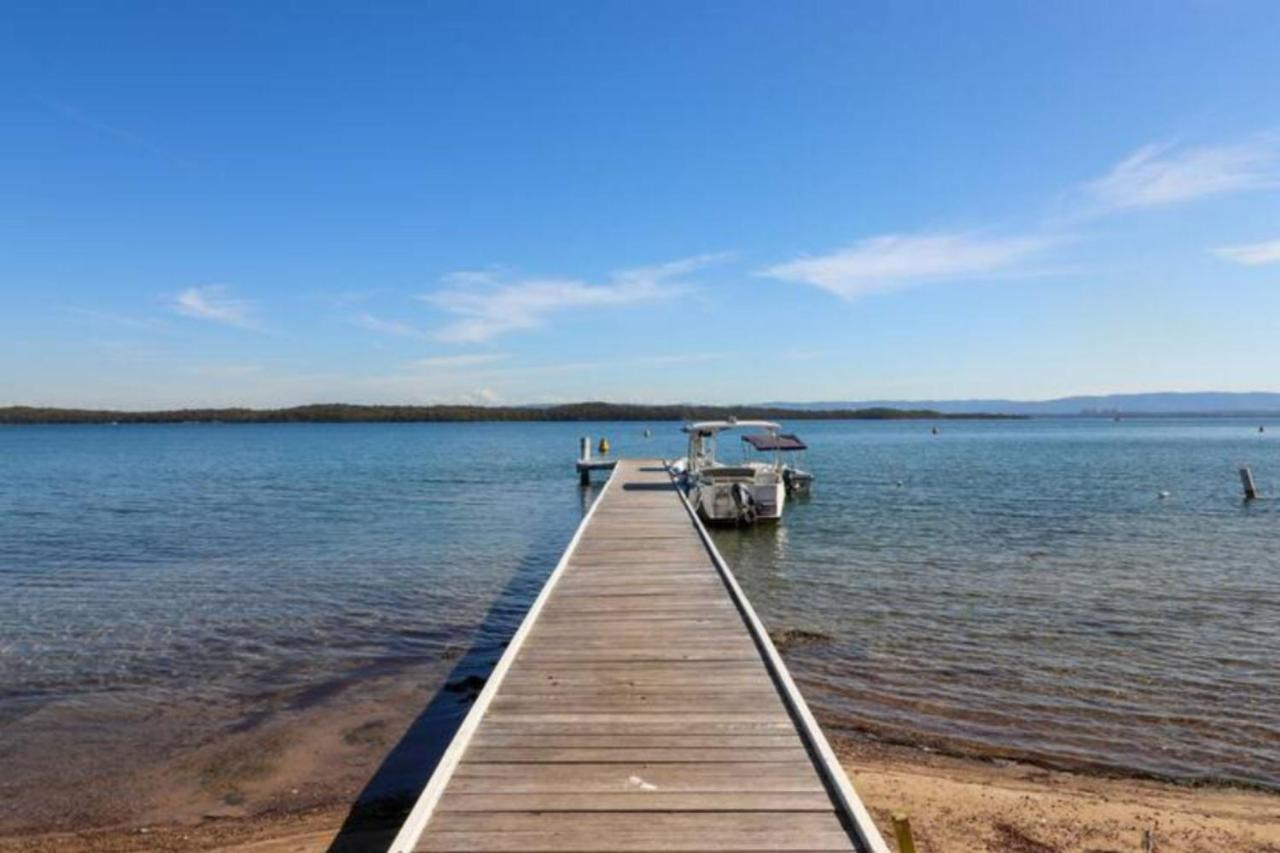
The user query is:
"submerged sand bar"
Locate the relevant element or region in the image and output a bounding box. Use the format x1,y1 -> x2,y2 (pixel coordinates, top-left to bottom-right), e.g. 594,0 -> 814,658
390,459 -> 889,853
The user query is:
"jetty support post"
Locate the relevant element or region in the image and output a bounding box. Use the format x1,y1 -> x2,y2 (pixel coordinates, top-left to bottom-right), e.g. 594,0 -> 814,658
1240,466 -> 1258,500
892,813 -> 917,853
579,436 -> 591,486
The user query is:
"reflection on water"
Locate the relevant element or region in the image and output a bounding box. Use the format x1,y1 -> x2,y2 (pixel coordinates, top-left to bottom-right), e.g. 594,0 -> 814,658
2,418 -> 1279,794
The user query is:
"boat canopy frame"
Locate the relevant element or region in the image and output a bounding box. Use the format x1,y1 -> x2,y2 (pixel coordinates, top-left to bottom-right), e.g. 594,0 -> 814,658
684,420 -> 789,475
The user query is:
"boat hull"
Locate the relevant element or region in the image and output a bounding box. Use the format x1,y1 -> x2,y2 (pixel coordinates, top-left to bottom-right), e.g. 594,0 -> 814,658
689,480 -> 785,525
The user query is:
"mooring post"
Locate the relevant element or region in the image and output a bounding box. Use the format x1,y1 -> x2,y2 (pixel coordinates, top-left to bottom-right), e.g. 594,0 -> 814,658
1240,466 -> 1258,500
579,437 -> 591,486
891,813 -> 917,853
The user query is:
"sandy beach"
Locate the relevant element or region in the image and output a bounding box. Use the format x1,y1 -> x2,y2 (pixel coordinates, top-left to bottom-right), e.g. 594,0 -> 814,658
3,732 -> 1277,853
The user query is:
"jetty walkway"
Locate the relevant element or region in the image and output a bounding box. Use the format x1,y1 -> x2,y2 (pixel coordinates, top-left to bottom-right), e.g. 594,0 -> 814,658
390,459 -> 888,852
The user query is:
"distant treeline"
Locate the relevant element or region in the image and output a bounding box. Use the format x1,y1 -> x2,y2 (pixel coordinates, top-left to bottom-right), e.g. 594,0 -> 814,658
0,403 -> 1022,425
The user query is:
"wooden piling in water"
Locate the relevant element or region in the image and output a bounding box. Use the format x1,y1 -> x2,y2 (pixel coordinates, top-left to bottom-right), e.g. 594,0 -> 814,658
1240,466 -> 1258,500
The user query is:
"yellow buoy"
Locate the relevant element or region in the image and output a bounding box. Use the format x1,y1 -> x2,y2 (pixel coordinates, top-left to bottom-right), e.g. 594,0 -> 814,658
598,437 -> 610,455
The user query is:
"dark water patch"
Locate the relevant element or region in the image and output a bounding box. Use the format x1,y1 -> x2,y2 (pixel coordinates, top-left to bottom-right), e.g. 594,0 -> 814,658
769,628 -> 833,653
444,674 -> 487,701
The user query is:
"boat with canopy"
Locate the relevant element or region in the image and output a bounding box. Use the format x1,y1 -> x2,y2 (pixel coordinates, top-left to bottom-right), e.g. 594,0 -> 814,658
671,419 -> 813,524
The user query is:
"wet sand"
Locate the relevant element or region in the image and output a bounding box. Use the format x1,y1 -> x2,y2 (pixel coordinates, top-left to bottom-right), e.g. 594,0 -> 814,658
0,661 -> 460,845
3,734 -> 1278,853
839,739 -> 1280,852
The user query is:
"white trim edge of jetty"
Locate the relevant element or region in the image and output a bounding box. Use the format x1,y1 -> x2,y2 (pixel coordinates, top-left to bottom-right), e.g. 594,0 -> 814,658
386,465 -> 621,853
672,467 -> 892,853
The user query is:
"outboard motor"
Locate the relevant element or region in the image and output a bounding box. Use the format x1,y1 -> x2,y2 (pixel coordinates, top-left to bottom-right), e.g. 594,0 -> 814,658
730,482 -> 757,524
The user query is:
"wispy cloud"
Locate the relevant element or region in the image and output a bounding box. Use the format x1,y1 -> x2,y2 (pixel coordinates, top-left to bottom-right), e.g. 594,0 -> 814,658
482,352 -> 728,378
353,312 -> 428,339
39,97 -> 185,165
1212,239 -> 1280,266
422,254 -> 727,343
1081,135 -> 1280,212
171,286 -> 258,329
190,363 -> 263,378
762,233 -> 1054,301
322,289 -> 388,309
406,353 -> 508,370
396,351 -> 723,380
68,307 -> 169,332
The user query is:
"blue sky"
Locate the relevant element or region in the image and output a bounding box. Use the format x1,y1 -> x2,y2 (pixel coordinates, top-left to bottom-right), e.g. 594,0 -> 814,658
3,1 -> 1279,407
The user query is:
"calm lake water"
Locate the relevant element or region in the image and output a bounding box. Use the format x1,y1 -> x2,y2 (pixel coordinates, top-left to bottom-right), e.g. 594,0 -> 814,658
2,419 -> 1278,790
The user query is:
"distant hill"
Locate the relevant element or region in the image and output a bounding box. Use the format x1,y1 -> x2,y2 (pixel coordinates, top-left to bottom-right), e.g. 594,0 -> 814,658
762,392 -> 1280,416
0,402 -> 1019,425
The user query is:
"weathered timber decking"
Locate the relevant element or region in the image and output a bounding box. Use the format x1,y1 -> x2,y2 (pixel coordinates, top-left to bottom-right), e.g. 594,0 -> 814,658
390,459 -> 888,853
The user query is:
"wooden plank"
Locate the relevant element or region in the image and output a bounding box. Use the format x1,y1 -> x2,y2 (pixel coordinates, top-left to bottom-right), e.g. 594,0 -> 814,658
418,812 -> 855,852
490,685 -> 786,699
448,762 -> 825,793
471,733 -> 806,749
478,718 -> 798,736
464,746 -> 811,763
437,791 -> 835,812
488,698 -> 788,716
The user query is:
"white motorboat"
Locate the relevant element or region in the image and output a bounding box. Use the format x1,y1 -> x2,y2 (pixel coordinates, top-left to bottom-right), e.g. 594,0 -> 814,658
674,419 -> 809,525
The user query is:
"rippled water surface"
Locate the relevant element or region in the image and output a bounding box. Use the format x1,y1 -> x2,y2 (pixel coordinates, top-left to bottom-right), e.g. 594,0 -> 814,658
3,420 -> 1278,789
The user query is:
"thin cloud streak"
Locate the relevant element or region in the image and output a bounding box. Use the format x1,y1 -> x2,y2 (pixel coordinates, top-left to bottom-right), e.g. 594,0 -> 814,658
68,307 -> 170,332
1212,239 -> 1280,266
353,312 -> 428,339
406,353 -> 508,370
39,97 -> 186,165
403,351 -> 725,378
171,286 -> 258,329
482,352 -> 727,378
762,233 -> 1054,301
422,254 -> 729,343
1082,135 -> 1280,212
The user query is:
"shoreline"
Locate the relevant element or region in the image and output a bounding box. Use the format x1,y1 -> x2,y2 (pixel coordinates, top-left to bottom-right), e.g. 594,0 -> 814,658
3,735 -> 1277,853
0,403 -> 1024,425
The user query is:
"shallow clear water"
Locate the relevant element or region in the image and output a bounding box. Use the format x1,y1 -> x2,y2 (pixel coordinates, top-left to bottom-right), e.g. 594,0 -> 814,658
2,419 -> 1278,789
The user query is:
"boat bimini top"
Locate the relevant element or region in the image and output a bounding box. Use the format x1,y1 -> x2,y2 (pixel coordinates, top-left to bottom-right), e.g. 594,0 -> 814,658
741,433 -> 807,452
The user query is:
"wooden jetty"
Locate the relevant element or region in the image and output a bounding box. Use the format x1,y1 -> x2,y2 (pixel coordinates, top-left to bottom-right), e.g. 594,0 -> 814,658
390,459 -> 889,853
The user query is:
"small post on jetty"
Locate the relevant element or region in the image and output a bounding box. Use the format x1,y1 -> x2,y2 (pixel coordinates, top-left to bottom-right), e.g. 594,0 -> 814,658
1240,466 -> 1258,501
575,436 -> 618,485
892,813 -> 918,853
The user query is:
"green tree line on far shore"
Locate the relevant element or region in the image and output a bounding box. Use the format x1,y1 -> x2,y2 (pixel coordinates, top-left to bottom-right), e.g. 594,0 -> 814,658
0,403 -> 1022,424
